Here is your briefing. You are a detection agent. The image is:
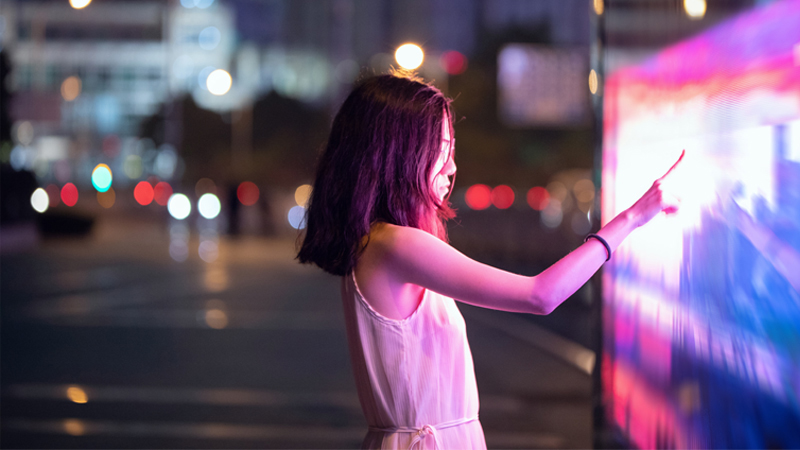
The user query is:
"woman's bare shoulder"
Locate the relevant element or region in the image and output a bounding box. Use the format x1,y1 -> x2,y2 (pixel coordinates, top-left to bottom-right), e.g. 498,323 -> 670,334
361,222 -> 428,258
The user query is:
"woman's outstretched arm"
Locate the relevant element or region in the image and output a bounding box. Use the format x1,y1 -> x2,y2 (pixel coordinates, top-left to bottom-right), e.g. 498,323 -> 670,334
371,151 -> 684,316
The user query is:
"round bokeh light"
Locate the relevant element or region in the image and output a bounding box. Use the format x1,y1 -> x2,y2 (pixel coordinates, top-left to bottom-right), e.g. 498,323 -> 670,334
465,184 -> 491,210
91,164 -> 113,192
134,181 -> 154,205
395,43 -> 424,70
61,183 -> 79,207
198,193 -> 221,219
154,182 -> 173,206
167,193 -> 192,220
288,205 -> 307,229
31,188 -> 49,213
237,181 -> 259,206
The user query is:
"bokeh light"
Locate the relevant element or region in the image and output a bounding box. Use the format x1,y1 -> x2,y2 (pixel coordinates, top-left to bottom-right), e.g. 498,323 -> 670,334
195,178 -> 216,197
335,59 -> 360,84
16,121 -> 34,145
167,193 -> 191,220
69,0 -> 92,9
154,146 -> 178,179
206,69 -> 232,95
134,181 -> 154,205
546,181 -> 569,203
46,184 -> 61,208
294,184 -> 312,206
593,0 -> 604,15
198,66 -> 215,89
123,154 -> 142,179
97,188 -> 116,209
204,308 -> 228,329
288,205 -> 307,229
198,193 -> 221,219
395,43 -> 424,70
169,223 -> 189,262
491,185 -> 515,209
60,76 -> 81,102
465,184 -> 492,210
61,183 -> 79,207
181,0 -> 215,8
31,188 -> 49,213
589,69 -> 599,95
66,386 -> 88,404
527,186 -> 550,211
574,179 -> 596,212
91,164 -> 113,192
237,181 -> 259,206
63,419 -> 85,436
198,239 -> 219,263
198,26 -> 221,50
541,199 -> 563,228
684,0 -> 706,19
154,182 -> 173,206
440,51 -> 468,75
204,267 -> 228,292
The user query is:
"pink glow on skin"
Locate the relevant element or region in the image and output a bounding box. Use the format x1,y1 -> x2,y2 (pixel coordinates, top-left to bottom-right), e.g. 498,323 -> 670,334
430,116 -> 456,204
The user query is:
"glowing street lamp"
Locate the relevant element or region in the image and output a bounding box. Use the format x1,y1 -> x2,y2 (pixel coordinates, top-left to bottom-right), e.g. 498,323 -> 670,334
395,43 -> 424,70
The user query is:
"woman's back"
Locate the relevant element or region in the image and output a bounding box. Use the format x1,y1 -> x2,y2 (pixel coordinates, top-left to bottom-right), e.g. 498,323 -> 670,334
341,271 -> 486,449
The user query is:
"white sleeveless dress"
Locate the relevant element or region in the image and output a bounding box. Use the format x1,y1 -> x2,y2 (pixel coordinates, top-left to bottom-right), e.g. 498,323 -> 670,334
341,272 -> 487,450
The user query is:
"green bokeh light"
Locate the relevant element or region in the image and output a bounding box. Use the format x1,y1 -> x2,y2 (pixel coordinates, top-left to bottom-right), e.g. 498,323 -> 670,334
92,165 -> 113,192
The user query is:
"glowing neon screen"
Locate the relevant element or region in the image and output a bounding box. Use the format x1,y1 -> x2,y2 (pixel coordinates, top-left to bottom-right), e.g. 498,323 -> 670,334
601,1 -> 800,448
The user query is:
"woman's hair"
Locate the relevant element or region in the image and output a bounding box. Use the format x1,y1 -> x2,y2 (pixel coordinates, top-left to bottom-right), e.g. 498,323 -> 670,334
297,74 -> 456,276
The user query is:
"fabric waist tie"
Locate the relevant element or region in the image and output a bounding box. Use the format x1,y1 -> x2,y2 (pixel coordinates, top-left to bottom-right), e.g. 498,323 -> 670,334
368,415 -> 478,450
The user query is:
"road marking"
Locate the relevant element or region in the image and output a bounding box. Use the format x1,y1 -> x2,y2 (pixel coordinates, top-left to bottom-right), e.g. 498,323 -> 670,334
5,383 -> 529,414
5,417 -> 566,448
5,418 -> 366,443
25,306 -> 343,330
6,384 -> 361,409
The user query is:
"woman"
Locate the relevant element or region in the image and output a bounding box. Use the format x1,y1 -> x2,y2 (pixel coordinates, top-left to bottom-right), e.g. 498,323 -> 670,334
298,74 -> 682,449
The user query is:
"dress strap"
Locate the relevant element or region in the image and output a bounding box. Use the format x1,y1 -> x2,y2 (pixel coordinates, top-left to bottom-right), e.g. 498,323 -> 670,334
368,416 -> 478,450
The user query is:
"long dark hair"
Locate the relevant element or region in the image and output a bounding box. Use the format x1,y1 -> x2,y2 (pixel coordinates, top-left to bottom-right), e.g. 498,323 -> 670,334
297,74 -> 456,276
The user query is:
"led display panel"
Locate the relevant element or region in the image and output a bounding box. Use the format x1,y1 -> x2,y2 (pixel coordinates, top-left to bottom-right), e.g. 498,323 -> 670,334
601,1 -> 800,448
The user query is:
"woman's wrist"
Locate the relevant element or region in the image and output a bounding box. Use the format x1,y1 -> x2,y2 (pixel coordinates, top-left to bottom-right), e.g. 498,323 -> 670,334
595,208 -> 637,254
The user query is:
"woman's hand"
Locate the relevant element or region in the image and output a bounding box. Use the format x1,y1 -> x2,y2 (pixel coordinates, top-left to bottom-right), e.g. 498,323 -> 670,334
626,150 -> 685,228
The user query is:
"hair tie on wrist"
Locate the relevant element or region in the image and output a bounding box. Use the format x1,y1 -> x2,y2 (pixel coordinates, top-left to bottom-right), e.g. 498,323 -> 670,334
585,234 -> 611,262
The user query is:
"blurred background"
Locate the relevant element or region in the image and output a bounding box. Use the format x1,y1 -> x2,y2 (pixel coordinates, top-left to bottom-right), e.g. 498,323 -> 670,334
1,0 -> 798,448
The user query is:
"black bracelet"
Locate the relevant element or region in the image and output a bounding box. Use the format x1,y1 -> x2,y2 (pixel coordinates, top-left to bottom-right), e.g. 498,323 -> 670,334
585,234 -> 611,262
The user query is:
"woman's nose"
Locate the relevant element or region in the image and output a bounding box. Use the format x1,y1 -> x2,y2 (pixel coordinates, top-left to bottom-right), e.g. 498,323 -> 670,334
444,156 -> 457,175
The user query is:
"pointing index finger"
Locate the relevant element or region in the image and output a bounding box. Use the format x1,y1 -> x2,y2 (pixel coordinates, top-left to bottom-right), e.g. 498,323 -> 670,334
660,149 -> 685,180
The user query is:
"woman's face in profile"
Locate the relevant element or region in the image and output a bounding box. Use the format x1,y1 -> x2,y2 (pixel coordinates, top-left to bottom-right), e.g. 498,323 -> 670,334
430,115 -> 456,203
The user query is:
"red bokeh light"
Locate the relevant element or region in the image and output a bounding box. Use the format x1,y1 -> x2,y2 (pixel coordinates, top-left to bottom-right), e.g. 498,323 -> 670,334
46,184 -> 61,207
61,183 -> 79,207
465,184 -> 491,210
491,185 -> 515,209
237,181 -> 260,206
134,181 -> 155,206
527,186 -> 550,211
153,181 -> 173,206
440,50 -> 468,75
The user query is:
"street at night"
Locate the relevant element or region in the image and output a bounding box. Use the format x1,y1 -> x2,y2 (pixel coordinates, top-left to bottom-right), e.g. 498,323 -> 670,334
1,214 -> 592,448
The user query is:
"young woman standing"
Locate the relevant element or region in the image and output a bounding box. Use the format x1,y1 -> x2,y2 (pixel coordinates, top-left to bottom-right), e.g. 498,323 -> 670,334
298,74 -> 682,449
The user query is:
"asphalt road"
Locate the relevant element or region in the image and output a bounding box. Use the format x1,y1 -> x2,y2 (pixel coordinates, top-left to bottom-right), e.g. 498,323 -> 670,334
1,215 -> 593,449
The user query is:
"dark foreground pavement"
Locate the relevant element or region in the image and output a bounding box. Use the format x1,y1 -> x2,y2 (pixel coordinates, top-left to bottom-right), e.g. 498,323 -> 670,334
1,216 -> 592,449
